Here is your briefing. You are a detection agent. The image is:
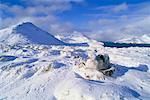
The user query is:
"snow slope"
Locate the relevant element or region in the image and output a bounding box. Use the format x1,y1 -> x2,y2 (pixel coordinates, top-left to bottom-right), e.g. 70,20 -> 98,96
0,22 -> 65,45
0,23 -> 150,100
116,34 -> 150,44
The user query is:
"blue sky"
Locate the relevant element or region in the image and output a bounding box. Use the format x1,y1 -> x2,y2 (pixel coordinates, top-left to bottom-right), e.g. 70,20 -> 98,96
0,0 -> 150,41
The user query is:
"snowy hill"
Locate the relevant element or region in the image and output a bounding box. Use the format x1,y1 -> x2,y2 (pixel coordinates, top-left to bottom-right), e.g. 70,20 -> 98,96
56,31 -> 91,43
0,22 -> 65,45
0,22 -> 150,100
116,34 -> 150,44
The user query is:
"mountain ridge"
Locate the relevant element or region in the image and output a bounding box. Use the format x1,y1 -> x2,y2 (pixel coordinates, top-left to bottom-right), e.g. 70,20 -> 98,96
116,34 -> 150,44
0,22 -> 89,46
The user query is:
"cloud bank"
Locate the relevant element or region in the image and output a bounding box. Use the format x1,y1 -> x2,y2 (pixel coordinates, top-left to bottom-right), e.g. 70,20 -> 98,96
0,0 -> 83,34
86,2 -> 150,41
0,1 -> 150,42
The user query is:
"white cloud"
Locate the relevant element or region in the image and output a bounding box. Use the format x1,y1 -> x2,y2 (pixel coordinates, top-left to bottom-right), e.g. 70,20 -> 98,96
1,1 -> 150,42
86,2 -> 150,41
95,3 -> 128,14
113,3 -> 128,13
0,0 -> 83,34
87,16 -> 150,41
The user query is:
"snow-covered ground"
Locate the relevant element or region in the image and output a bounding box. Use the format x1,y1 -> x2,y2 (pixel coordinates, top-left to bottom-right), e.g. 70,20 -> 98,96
0,22 -> 150,100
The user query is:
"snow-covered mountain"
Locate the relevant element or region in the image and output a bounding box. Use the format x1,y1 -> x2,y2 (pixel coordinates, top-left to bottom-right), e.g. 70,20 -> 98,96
0,22 -> 65,45
0,22 -> 150,100
116,34 -> 150,44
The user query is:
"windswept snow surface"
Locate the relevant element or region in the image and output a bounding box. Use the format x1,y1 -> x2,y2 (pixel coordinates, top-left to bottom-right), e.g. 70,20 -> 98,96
0,24 -> 150,100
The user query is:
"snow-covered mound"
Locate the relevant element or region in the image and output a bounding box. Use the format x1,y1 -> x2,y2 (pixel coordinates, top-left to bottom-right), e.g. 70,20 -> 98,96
116,34 -> 150,44
0,22 -> 65,45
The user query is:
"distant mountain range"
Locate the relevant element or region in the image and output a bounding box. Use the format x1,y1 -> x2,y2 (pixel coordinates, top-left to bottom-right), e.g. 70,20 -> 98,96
0,22 -> 88,46
116,34 -> 150,44
0,22 -> 149,46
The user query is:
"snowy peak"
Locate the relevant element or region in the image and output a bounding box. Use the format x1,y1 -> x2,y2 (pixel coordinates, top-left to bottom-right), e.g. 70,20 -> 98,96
0,22 -> 65,45
11,22 -> 65,45
15,22 -> 35,28
0,22 -> 89,46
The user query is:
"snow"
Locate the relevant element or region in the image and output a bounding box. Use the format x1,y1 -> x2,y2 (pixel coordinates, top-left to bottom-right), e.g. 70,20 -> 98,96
0,22 -> 65,45
0,22 -> 88,46
0,22 -> 150,100
116,34 -> 150,44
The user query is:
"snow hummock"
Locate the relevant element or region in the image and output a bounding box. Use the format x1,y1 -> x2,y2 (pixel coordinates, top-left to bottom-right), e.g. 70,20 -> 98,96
0,22 -> 150,100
